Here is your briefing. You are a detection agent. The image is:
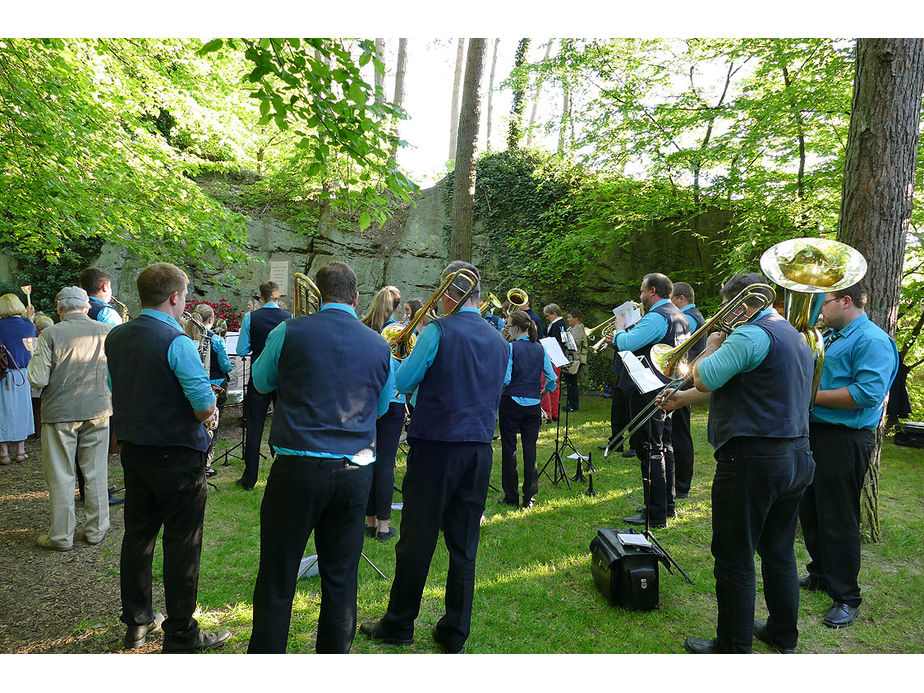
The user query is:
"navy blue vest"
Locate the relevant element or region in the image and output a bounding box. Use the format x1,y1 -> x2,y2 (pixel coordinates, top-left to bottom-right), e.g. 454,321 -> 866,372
684,306 -> 707,359
708,311 -> 813,451
503,339 -> 544,399
618,300 -> 690,390
407,311 -> 509,443
87,297 -> 105,321
106,315 -> 210,452
207,331 -> 224,380
268,308 -> 392,457
250,306 -> 292,360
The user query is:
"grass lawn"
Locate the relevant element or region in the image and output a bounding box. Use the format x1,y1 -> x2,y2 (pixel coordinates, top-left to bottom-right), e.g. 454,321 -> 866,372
140,394 -> 924,654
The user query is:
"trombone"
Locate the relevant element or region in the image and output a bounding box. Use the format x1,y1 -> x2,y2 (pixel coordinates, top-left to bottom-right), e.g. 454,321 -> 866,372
382,267 -> 480,361
293,273 -> 322,317
603,283 -> 777,458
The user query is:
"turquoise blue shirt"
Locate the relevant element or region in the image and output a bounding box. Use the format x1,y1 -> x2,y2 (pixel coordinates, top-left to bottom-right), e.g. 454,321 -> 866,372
235,301 -> 280,357
811,313 -> 899,430
396,307 -> 511,404
252,302 -> 396,463
89,296 -> 122,326
505,335 -> 558,406
681,304 -> 699,333
106,309 -> 215,412
613,299 -> 670,352
697,308 -> 773,391
208,331 -> 233,386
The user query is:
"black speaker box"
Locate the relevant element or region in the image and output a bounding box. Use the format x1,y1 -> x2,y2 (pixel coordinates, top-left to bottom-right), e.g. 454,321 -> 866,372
590,528 -> 660,611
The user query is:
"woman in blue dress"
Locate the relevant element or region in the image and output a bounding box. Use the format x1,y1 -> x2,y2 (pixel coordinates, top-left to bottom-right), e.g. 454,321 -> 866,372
0,293 -> 38,465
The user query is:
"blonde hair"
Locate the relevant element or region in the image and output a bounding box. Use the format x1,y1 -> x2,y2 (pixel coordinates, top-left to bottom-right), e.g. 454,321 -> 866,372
0,293 -> 27,318
362,286 -> 401,333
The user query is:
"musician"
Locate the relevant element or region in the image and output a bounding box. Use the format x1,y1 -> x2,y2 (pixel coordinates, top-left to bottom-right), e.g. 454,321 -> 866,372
799,284 -> 898,629
563,308 -> 587,412
105,262 -> 230,652
361,261 -> 509,654
235,281 -> 292,490
659,272 -> 815,654
608,273 -> 689,528
524,293 -> 546,339
183,304 -> 233,478
361,286 -> 404,542
247,262 -> 393,653
498,310 -> 557,508
542,304 -> 566,421
669,282 -> 706,499
80,267 -> 123,326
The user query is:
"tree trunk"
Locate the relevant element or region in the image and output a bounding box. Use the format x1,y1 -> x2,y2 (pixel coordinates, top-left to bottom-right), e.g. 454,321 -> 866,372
390,38 -> 408,163
558,79 -> 570,154
449,38 -> 465,161
485,38 -> 500,152
526,41 -> 553,147
508,38 -> 530,150
837,38 -> 924,543
450,38 -> 487,262
374,38 -> 386,105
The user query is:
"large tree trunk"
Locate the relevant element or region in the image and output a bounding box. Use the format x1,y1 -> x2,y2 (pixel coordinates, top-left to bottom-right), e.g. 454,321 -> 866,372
837,38 -> 924,543
449,38 -> 465,161
390,38 -> 408,162
485,38 -> 500,152
507,38 -> 530,150
526,40 -> 553,147
450,38 -> 486,262
374,38 -> 386,105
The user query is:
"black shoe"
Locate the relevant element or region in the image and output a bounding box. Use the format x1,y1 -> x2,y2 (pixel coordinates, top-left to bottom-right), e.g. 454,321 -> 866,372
622,448 -> 636,458
799,574 -> 825,591
359,620 -> 413,646
108,488 -> 125,506
675,492 -> 689,499
753,619 -> 796,653
431,626 -> 462,654
365,526 -> 376,539
162,628 -> 232,653
522,498 -> 535,509
624,512 -> 666,528
377,527 -> 398,542
497,496 -> 519,507
205,467 -> 218,478
235,478 -> 254,491
684,636 -> 721,654
824,602 -> 860,629
124,613 -> 165,649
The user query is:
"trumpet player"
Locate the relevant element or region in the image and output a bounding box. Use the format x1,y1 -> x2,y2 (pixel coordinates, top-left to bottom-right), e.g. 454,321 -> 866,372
606,273 -> 689,528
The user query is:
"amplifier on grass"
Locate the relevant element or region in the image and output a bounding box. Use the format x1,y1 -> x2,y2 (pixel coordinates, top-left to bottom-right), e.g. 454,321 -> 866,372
590,527 -> 660,611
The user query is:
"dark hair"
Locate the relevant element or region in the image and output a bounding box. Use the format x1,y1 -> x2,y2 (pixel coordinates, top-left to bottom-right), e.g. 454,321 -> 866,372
566,307 -> 582,320
833,283 -> 867,309
441,260 -> 481,301
136,263 -> 187,307
508,310 -> 538,342
643,273 -> 673,299
315,262 -> 357,305
720,272 -> 774,309
407,298 -> 424,318
80,267 -> 111,295
259,281 -> 280,302
672,281 -> 695,303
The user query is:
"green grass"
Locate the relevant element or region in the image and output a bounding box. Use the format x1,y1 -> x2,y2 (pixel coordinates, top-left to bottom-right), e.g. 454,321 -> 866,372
184,396 -> 924,653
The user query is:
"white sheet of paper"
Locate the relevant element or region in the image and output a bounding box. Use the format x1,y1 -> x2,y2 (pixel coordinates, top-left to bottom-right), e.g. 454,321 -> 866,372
540,337 -> 569,368
567,452 -> 589,461
618,351 -> 664,394
613,301 -> 641,328
224,331 -> 239,355
618,533 -> 653,548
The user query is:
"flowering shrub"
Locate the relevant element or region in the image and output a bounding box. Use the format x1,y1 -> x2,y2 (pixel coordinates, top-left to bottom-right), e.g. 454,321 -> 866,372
187,297 -> 243,332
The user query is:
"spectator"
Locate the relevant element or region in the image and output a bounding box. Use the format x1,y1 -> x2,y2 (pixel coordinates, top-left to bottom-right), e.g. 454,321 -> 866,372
0,292 -> 38,466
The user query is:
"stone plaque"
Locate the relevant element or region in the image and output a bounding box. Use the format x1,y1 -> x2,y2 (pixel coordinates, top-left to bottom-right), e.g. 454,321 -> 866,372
269,260 -> 290,295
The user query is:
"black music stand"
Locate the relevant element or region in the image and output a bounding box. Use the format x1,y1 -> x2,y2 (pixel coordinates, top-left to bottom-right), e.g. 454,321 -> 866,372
219,355 -> 266,468
298,551 -> 388,581
538,404 -> 572,490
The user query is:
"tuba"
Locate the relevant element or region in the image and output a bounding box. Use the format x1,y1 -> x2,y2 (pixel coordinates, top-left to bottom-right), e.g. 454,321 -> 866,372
293,272 -> 322,317
760,238 -> 867,401
506,287 -> 528,309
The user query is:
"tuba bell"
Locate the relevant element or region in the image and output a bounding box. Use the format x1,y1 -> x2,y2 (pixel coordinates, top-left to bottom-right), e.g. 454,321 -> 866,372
506,288 -> 528,309
293,272 -> 322,317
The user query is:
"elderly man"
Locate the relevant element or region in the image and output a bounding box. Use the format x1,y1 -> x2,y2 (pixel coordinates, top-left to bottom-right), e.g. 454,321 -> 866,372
28,287 -> 113,551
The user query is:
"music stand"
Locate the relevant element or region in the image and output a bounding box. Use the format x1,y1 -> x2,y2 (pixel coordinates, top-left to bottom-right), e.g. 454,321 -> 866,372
538,404 -> 572,489
219,355 -> 266,468
298,551 -> 388,581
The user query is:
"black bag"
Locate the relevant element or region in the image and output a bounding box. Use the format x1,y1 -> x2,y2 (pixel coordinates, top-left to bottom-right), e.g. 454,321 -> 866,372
590,528 -> 662,611
894,422 -> 924,450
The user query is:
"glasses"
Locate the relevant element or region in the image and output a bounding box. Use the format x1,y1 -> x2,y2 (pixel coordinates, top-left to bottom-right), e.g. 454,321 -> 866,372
822,297 -> 843,307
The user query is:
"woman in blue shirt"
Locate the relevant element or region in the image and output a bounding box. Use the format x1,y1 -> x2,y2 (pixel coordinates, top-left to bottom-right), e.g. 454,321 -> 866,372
498,311 -> 557,509
0,293 -> 38,465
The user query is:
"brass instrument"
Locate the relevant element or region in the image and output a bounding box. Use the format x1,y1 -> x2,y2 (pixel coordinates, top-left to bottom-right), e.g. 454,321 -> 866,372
506,288 -> 528,309
480,291 -> 502,317
382,268 -> 480,361
760,238 -> 867,401
603,283 -> 777,458
293,272 -> 322,317
111,295 -> 130,322
588,302 -> 642,353
183,310 -> 227,405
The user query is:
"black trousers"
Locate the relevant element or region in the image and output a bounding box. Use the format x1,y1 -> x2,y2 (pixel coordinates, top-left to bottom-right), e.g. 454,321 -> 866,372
248,455 -> 372,654
367,402 -> 405,520
563,365 -> 582,410
672,404 -> 694,495
242,376 -> 276,488
627,389 -> 674,523
381,439 -> 492,652
800,424 -> 874,607
119,442 -> 207,648
711,437 -> 815,653
498,397 -> 541,503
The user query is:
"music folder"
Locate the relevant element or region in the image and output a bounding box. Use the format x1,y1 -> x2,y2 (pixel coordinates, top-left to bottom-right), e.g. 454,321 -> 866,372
618,351 -> 664,394
539,337 -> 569,369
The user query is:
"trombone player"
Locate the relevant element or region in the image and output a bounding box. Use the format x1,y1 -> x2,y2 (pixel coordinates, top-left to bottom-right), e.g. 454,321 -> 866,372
659,273 -> 815,654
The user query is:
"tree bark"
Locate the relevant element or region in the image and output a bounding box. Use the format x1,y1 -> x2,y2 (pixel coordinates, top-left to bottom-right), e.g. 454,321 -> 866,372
486,38 -> 500,152
374,38 -> 386,105
449,37 -> 465,161
508,38 -> 530,150
837,38 -> 924,543
558,78 -> 570,154
450,38 -> 486,262
390,38 -> 408,163
526,41 -> 553,147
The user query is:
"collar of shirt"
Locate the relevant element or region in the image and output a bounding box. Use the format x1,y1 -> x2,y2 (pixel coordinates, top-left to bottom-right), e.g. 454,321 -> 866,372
681,304 -> 696,313
262,302 -> 279,309
459,306 -> 481,315
516,335 -> 529,341
549,316 -> 562,325
62,312 -> 91,322
140,308 -> 182,331
831,312 -> 869,341
88,296 -> 107,306
650,298 -> 671,312
747,307 -> 774,324
320,302 -> 358,319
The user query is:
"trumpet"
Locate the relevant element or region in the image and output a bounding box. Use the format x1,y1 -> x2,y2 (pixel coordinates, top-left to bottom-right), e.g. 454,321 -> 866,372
587,315 -> 618,353
382,267 -> 480,360
294,272 -> 322,317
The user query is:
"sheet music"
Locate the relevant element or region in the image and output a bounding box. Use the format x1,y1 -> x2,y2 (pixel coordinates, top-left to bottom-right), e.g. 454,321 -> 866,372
613,301 -> 641,328
618,351 -> 664,394
539,337 -> 569,368
618,533 -> 652,548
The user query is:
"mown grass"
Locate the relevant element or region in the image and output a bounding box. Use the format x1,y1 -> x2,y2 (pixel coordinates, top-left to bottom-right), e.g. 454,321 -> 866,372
150,395 -> 924,654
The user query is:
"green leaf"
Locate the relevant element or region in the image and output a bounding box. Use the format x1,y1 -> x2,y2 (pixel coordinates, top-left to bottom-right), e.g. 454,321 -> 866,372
199,38 -> 224,56
359,211 -> 371,231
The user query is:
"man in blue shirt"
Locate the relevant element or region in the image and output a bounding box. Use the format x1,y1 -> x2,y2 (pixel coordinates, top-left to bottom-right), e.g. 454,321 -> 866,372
799,283 -> 898,629
246,262 -> 394,654
106,262 -> 231,653
361,261 -> 510,654
607,273 -> 689,528
660,273 -> 815,654
235,281 -> 292,490
80,267 -> 124,327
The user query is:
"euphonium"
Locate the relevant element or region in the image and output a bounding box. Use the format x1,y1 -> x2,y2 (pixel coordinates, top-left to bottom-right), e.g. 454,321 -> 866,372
293,272 -> 322,317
